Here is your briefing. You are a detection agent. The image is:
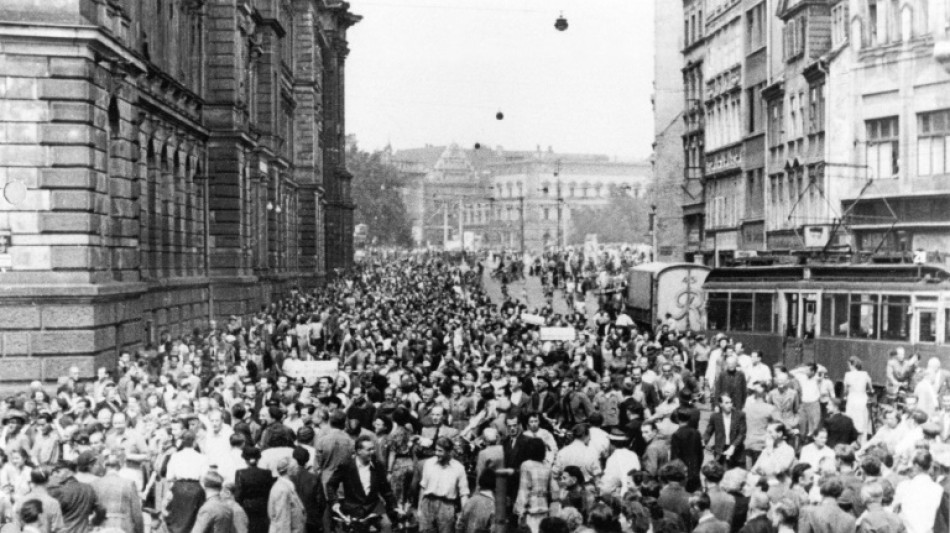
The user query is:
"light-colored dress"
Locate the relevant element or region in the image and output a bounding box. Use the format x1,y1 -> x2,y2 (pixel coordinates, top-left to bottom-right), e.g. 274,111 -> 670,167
844,369 -> 871,434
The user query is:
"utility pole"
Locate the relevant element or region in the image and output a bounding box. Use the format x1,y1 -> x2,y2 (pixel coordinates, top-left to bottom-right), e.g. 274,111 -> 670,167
555,160 -> 562,250
519,196 -> 525,257
442,200 -> 448,248
458,197 -> 464,254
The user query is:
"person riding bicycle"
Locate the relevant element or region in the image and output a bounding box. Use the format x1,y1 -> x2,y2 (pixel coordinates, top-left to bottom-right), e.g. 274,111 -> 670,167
326,436 -> 401,531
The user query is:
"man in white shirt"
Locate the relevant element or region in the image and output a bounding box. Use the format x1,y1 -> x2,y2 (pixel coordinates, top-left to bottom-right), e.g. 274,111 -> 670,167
893,450 -> 944,533
792,363 -> 822,439
553,424 -> 603,482
599,429 -> 640,497
799,427 -> 835,472
200,410 -> 233,461
746,351 -> 772,390
419,438 -> 470,533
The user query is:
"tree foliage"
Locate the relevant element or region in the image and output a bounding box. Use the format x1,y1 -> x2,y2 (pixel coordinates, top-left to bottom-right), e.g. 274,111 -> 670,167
348,145 -> 414,247
568,187 -> 652,245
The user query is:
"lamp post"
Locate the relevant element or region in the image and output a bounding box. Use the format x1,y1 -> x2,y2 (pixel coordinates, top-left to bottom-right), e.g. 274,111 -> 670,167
540,159 -> 563,252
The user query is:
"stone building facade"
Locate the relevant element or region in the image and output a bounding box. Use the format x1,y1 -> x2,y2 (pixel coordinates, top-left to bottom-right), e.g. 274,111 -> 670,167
0,0 -> 357,381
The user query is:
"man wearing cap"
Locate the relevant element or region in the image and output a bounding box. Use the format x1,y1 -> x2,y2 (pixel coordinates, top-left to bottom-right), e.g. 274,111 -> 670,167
269,457 -> 306,533
599,427 -> 640,498
192,470 -> 235,533
48,458 -> 100,533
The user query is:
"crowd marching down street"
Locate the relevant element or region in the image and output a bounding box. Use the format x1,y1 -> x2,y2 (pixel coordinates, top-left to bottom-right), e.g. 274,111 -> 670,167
3,250 -> 950,533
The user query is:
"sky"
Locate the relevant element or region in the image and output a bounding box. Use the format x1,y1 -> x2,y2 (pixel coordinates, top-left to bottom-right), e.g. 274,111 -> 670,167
345,0 -> 656,161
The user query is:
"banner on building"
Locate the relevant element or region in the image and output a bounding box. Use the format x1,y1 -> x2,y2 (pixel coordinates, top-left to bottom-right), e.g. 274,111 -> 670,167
282,360 -> 339,384
540,327 -> 576,341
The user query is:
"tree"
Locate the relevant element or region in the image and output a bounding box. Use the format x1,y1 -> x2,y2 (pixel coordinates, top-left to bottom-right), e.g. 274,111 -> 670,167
568,186 -> 652,245
347,144 -> 414,247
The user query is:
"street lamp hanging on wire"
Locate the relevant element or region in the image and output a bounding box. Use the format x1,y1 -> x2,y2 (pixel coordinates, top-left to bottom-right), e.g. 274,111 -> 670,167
554,12 -> 568,31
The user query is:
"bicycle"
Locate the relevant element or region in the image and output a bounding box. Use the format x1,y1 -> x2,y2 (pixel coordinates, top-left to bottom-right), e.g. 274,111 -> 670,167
333,510 -> 381,533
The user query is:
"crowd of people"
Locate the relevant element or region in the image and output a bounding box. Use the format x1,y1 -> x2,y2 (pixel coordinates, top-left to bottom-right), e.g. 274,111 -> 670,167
0,251 -> 949,533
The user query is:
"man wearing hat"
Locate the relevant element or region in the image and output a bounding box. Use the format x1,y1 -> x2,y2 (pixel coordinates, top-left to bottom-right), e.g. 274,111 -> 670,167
48,458 -> 100,533
269,457 -> 306,533
599,427 -> 640,498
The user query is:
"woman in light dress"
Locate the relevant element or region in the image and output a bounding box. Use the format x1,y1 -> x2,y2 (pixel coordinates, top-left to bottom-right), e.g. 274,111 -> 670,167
844,356 -> 873,442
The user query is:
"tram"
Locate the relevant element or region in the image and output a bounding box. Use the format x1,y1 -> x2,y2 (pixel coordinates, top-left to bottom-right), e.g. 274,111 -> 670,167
703,263 -> 950,384
624,262 -> 711,332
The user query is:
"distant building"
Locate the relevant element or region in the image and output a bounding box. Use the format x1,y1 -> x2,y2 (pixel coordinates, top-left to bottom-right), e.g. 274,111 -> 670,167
490,156 -> 652,253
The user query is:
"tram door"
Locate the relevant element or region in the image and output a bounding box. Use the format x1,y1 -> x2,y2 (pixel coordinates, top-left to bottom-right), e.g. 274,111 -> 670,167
783,293 -> 817,368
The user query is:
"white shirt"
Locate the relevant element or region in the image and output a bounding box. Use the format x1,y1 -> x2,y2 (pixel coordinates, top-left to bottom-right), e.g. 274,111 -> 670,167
201,426 -> 234,461
588,427 -> 610,459
799,443 -> 835,471
357,460 -> 373,495
894,473 -> 943,533
722,412 -> 733,446
599,448 -> 641,497
420,458 -> 469,499
795,372 -> 821,403
166,448 -> 209,481
747,363 -> 772,388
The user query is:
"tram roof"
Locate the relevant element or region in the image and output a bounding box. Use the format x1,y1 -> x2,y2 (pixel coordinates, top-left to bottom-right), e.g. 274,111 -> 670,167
629,262 -> 711,275
705,263 -> 950,284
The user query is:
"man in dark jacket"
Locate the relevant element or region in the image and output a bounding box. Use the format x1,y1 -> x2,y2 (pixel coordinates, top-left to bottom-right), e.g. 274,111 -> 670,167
704,395 -> 747,468
326,436 -> 399,526
670,408 -> 704,492
291,447 -> 325,533
715,356 -> 747,410
192,471 -> 234,533
49,459 -> 101,533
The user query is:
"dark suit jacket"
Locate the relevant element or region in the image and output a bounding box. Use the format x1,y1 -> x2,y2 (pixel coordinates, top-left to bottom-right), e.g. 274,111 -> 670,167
234,465 -> 274,526
326,457 -> 397,519
737,513 -> 772,533
671,425 -> 704,487
292,467 -> 325,526
703,411 -> 747,455
822,414 -> 858,448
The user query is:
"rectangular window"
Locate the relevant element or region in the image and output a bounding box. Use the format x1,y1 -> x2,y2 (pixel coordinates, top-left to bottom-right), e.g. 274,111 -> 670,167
754,293 -> 773,331
868,0 -> 879,45
918,110 -> 950,176
746,2 -> 766,50
867,116 -> 900,178
707,292 -> 730,330
832,3 -> 849,46
920,309 -> 937,343
730,293 -> 754,331
849,293 -> 879,339
880,295 -> 910,340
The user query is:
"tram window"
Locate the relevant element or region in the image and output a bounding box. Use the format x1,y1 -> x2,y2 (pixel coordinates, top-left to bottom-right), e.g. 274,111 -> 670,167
881,295 -> 910,341
821,294 -> 849,337
754,293 -> 773,332
708,293 -> 729,330
919,309 -> 937,343
849,294 -> 879,339
945,309 -> 950,343
730,293 -> 754,331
